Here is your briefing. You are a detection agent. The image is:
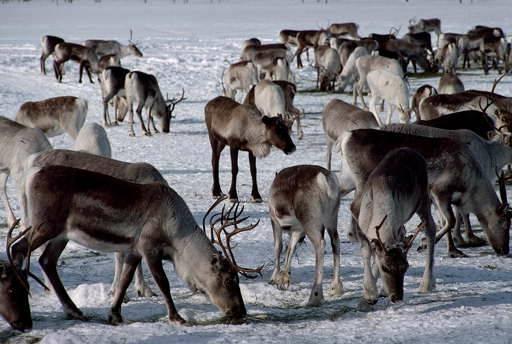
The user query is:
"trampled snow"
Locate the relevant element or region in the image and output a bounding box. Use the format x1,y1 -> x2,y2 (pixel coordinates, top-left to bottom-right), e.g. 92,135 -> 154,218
0,0 -> 512,343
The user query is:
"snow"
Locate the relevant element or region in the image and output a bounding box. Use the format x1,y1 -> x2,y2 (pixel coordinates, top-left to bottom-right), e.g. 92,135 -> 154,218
1,0 -> 512,343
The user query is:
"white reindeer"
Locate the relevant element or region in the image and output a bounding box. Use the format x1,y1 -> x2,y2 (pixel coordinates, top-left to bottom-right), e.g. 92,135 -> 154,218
337,46 -> 369,93
15,96 -> 88,139
222,61 -> 259,100
269,165 -> 343,306
367,70 -> 411,126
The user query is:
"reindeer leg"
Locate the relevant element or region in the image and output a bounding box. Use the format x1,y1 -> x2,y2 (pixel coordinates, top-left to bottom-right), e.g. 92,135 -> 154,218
326,226 -> 343,296
144,254 -> 185,324
78,61 -> 85,83
269,219 -> 283,285
85,64 -> 94,84
307,226 -> 325,306
433,196 -> 467,258
110,252 -> 123,296
53,61 -> 62,82
462,213 -> 487,247
39,239 -> 87,320
326,138 -> 333,171
275,230 -> 303,290
361,239 -> 378,304
128,104 -> 136,137
418,204 -> 436,293
146,109 -> 153,136
134,263 -> 156,297
209,135 -> 225,198
150,115 -> 159,134
103,92 -> 116,127
228,147 -> 239,201
296,114 -> 304,140
40,53 -> 47,75
109,252 -> 140,325
248,152 -> 262,202
0,172 -> 16,228
452,207 -> 466,247
136,104 -> 149,135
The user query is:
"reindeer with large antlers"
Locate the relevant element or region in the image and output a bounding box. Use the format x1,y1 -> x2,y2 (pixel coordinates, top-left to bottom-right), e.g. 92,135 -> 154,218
8,166 -> 254,326
352,148 -> 435,304
125,71 -> 185,136
269,165 -> 343,306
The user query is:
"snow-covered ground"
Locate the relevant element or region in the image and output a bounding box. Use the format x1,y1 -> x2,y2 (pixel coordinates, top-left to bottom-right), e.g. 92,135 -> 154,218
1,0 -> 512,343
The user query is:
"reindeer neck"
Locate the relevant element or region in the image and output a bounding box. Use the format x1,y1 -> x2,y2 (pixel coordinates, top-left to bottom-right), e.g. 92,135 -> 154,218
243,116 -> 271,158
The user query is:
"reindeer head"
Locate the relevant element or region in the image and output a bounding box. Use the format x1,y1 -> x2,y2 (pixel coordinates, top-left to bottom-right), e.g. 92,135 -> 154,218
262,115 -> 296,155
157,89 -> 186,133
0,261 -> 32,332
127,43 -> 143,57
370,216 -> 413,302
199,198 -> 266,323
486,172 -> 511,255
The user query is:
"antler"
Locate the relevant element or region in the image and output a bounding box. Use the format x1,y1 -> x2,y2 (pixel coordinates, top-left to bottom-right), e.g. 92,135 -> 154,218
491,72 -> 507,94
204,198 -> 263,279
166,88 -> 186,117
478,96 -> 495,113
389,26 -> 401,36
374,215 -> 388,247
6,221 -> 50,293
404,222 -> 425,254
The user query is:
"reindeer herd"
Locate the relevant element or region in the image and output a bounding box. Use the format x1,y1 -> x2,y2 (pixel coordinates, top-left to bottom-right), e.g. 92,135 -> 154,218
0,15 -> 512,335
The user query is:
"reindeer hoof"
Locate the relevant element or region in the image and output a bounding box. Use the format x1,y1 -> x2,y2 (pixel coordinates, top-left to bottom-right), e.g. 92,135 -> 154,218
250,196 -> 263,203
145,132 -> 152,137
108,312 -> 123,325
448,248 -> 468,258
330,281 -> 344,296
462,235 -> 487,248
168,314 -> 186,325
65,308 -> 87,321
137,287 -> 157,298
272,272 -> 290,290
129,132 -> 136,137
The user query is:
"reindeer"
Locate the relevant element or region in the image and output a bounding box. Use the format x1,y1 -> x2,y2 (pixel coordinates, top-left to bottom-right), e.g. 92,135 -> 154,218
222,61 -> 259,100
205,96 -> 296,202
242,38 -> 261,51
436,42 -> 459,73
367,69 -> 411,126
72,123 -> 112,158
0,257 -> 32,331
328,22 -> 360,38
125,71 -> 185,136
22,149 -> 174,298
408,18 -> 441,41
438,71 -> 464,94
341,129 -> 510,257
83,39 -> 143,59
240,44 -> 288,63
337,46 -> 369,93
403,32 -> 433,55
314,45 -> 341,91
411,85 -> 437,117
259,57 -> 294,82
269,165 -> 342,306
40,35 -> 64,75
0,117 -> 52,228
381,38 -> 434,73
353,55 -> 404,108
15,96 -> 87,139
53,42 -> 100,83
322,99 -> 378,170
460,26 -> 504,70
99,66 -> 131,126
294,30 -> 330,68
353,148 -> 435,303
244,80 -> 303,139
8,166 -> 253,325
279,30 -> 300,47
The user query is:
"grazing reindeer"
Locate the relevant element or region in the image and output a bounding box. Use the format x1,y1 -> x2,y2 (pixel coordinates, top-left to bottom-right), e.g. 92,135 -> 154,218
0,117 -> 52,227
83,39 -> 143,58
367,70 -> 411,126
244,80 -> 304,139
411,85 -> 437,117
53,42 -> 100,83
341,129 -> 510,257
328,22 -> 360,38
438,71 -> 464,94
353,55 -> 404,107
222,61 -> 259,100
353,148 -> 435,303
99,66 -> 131,126
294,30 -> 330,68
408,18 -> 441,41
205,96 -> 296,202
314,46 -> 341,91
22,149 -> 171,298
337,46 -> 369,93
269,165 -> 342,306
72,123 -> 112,158
0,257 -> 32,331
415,111 -> 495,140
322,99 -> 378,170
125,71 -> 185,136
15,96 -> 87,139
40,35 -> 64,75
9,165 -> 249,325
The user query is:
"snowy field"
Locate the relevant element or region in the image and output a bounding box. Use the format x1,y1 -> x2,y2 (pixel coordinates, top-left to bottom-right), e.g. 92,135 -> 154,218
1,0 -> 512,343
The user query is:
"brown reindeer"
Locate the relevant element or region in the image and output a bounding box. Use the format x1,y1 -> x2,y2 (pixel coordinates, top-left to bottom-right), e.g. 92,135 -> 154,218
294,30 -> 330,68
205,96 -> 296,202
53,42 -> 100,83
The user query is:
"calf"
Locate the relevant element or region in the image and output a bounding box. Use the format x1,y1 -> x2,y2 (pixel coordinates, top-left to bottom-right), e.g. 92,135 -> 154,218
269,165 -> 342,306
205,96 -> 295,202
353,148 -> 435,303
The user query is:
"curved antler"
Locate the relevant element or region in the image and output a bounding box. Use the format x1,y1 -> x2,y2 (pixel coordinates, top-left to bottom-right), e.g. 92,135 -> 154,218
205,199 -> 263,279
491,72 -> 507,94
166,88 -> 186,117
